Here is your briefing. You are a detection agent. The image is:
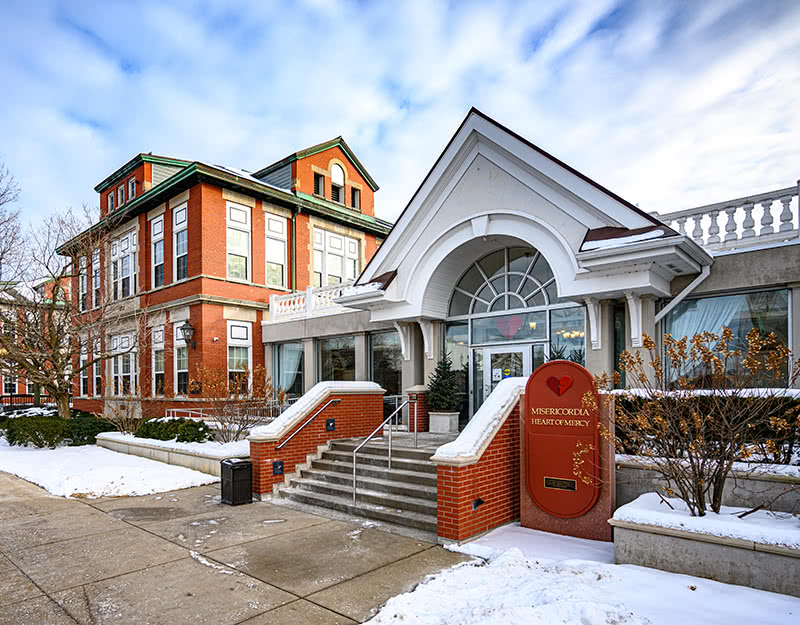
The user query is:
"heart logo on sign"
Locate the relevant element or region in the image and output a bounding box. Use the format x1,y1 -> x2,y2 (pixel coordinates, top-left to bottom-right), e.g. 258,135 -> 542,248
546,375 -> 573,396
495,315 -> 523,339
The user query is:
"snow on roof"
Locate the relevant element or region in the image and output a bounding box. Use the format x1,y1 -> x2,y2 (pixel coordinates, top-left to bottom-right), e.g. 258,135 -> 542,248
198,162 -> 287,193
581,228 -> 666,251
431,377 -> 527,466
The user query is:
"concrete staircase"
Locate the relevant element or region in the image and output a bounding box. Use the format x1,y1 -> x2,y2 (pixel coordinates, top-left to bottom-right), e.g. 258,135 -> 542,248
277,438 -> 438,533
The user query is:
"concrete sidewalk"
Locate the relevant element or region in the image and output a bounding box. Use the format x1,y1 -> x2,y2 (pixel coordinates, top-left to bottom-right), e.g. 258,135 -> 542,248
0,472 -> 471,624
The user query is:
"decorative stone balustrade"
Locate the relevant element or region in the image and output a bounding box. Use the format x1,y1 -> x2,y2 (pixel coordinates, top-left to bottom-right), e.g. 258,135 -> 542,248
268,280 -> 356,323
659,182 -> 799,251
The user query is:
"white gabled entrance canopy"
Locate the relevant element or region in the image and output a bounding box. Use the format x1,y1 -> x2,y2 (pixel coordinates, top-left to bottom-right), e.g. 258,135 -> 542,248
338,108 -> 712,348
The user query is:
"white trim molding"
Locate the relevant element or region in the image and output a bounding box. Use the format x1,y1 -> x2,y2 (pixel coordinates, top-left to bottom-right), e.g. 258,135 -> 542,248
584,296 -> 602,351
625,291 -> 643,348
418,319 -> 434,360
394,321 -> 412,361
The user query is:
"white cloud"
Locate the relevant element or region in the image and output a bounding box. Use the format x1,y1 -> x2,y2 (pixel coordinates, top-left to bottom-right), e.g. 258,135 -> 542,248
0,0 -> 798,225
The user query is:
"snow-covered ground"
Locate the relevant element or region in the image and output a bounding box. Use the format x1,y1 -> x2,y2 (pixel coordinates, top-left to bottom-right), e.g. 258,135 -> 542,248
0,436 -> 218,498
98,431 -> 250,459
368,523 -> 800,624
614,493 -> 800,548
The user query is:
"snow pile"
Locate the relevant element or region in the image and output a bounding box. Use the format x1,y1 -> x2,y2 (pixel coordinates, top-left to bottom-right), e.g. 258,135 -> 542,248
582,229 -> 666,251
611,387 -> 800,399
614,493 -> 800,549
98,432 -> 250,459
432,377 -> 526,462
2,406 -> 57,418
248,381 -> 383,440
369,522 -> 800,625
0,436 -> 217,498
616,454 -> 800,476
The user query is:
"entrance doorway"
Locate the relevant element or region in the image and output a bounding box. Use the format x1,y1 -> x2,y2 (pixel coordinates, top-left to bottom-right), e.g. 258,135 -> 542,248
473,343 -> 547,412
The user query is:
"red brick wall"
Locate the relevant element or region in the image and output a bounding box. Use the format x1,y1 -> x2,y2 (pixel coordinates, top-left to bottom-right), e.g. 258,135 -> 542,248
436,401 -> 521,541
294,146 -> 375,217
250,392 -> 384,494
407,390 -> 429,433
99,163 -> 147,219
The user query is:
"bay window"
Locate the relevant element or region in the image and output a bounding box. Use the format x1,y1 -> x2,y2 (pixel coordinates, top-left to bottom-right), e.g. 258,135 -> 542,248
226,202 -> 251,281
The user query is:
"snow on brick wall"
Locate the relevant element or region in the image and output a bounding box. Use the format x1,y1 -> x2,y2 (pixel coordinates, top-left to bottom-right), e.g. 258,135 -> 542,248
436,401 -> 521,541
249,392 -> 384,494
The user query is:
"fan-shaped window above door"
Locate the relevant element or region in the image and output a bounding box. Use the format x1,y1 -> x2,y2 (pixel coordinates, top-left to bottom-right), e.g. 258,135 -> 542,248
448,247 -> 563,317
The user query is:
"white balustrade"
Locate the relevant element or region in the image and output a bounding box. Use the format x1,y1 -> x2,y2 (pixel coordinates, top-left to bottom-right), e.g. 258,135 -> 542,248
269,280 -> 356,323
659,182 -> 799,251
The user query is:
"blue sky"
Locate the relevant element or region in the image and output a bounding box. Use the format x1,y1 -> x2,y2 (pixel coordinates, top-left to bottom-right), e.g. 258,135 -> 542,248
1,0 -> 799,224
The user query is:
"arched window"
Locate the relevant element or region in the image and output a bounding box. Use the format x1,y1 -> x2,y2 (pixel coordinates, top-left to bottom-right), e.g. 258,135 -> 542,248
448,247 -> 562,317
330,164 -> 345,204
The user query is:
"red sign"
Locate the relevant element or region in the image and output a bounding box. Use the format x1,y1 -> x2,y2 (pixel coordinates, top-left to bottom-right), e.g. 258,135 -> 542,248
524,361 -> 600,518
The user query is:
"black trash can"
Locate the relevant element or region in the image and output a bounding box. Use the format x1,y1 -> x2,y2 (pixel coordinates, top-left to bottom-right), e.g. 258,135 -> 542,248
220,458 -> 253,505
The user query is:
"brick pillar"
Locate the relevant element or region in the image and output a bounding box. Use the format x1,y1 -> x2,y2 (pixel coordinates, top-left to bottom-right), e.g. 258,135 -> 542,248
405,385 -> 429,432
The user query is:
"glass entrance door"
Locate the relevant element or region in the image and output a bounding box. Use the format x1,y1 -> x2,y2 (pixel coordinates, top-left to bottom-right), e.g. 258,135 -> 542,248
483,345 -> 530,397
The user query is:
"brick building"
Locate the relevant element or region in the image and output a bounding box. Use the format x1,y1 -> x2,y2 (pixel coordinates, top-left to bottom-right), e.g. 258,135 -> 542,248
62,139 -> 391,417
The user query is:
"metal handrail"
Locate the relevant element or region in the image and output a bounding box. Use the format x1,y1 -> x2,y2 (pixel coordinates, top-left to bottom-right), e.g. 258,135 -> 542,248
352,399 -> 412,504
275,399 -> 340,450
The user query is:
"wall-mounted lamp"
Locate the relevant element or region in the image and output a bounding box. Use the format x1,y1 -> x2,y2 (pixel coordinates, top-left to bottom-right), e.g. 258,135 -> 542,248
180,321 -> 196,349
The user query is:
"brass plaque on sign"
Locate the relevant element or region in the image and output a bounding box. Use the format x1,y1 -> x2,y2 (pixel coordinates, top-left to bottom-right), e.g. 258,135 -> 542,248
544,477 -> 577,492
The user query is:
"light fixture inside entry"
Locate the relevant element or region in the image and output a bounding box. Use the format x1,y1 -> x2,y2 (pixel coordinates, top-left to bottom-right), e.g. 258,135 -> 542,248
528,321 -> 537,330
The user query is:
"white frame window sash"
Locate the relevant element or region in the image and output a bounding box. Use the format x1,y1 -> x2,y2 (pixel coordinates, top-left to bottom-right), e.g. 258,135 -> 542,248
79,256 -> 88,312
173,202 -> 188,283
128,177 -> 137,200
330,164 -> 345,204
312,228 -> 360,286
151,215 -> 165,289
108,192 -> 115,213
226,202 -> 251,282
111,333 -> 137,396
80,341 -> 89,397
265,214 -> 288,288
110,231 -> 137,301
227,320 -> 252,393
93,339 -> 102,397
117,185 -> 125,207
152,326 -> 165,396
91,250 -> 100,309
174,324 -> 189,396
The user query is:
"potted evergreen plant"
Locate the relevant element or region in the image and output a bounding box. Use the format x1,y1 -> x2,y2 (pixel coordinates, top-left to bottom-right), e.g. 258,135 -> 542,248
427,352 -> 461,433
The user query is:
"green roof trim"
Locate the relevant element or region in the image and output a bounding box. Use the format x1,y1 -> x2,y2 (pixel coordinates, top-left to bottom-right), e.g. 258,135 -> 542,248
254,137 -> 379,191
59,161 -> 391,255
94,154 -> 192,193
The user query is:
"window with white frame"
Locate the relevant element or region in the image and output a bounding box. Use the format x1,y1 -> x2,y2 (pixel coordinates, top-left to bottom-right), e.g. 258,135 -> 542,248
351,187 -> 360,210
93,339 -> 102,397
265,215 -> 287,287
118,185 -> 125,206
91,250 -> 101,308
174,324 -> 189,395
79,256 -> 88,312
80,342 -> 89,396
314,173 -> 325,197
330,164 -> 344,204
4,375 -> 16,395
112,334 -> 137,396
152,326 -> 165,396
173,203 -> 188,282
226,202 -> 251,281
128,177 -> 137,200
313,228 -> 360,286
108,192 -> 115,213
151,215 -> 165,288
111,231 -> 137,300
227,320 -> 251,393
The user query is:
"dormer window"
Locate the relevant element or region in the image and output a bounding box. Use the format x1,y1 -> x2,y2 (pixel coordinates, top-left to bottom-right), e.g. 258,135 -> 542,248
128,178 -> 137,199
118,185 -> 125,206
331,164 -> 344,204
108,193 -> 115,212
314,173 -> 325,198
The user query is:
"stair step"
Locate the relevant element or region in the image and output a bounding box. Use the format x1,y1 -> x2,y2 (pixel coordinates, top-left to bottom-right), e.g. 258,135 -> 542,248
289,478 -> 437,515
321,450 -> 437,474
279,487 -> 437,533
310,459 -> 437,487
299,468 -> 437,500
330,440 -> 435,462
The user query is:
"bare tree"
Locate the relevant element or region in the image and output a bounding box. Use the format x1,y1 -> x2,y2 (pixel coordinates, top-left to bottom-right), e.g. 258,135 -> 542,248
590,328 -> 800,516
0,163 -> 23,288
0,207 -> 140,419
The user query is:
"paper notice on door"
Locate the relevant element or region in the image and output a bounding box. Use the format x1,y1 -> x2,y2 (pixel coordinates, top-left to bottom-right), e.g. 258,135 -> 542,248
492,368 -> 502,381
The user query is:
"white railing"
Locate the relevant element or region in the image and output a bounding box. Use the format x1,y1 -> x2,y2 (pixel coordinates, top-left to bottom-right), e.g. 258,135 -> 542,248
658,181 -> 799,251
269,281 -> 355,323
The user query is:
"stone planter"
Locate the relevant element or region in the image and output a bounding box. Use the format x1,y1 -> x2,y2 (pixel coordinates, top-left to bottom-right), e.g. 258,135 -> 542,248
429,411 -> 460,433
610,519 -> 800,598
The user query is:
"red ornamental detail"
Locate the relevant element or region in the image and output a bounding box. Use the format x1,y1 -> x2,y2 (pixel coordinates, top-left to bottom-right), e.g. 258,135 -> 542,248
546,375 -> 573,396
525,361 -> 600,518
495,315 -> 523,339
